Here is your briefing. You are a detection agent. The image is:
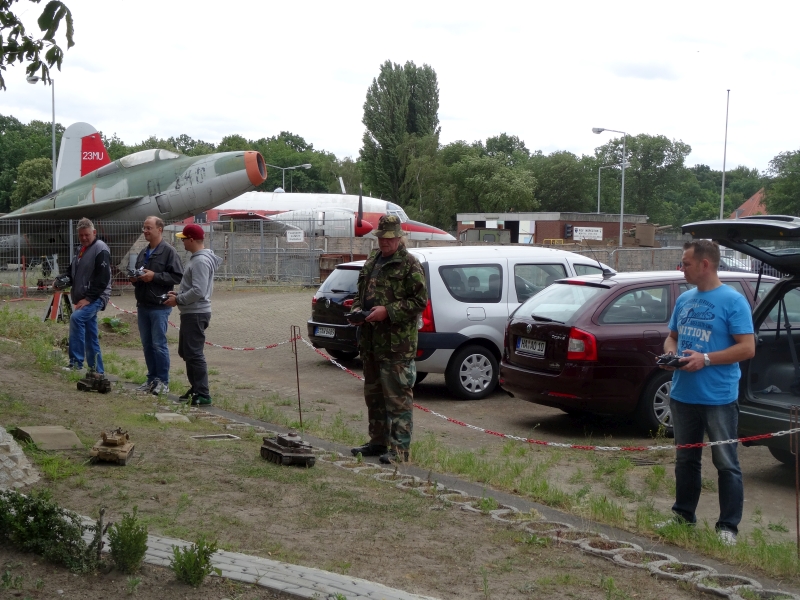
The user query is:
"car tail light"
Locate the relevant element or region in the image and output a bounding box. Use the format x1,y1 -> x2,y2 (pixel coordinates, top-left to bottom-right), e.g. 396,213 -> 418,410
567,327 -> 597,361
312,296 -> 317,305
419,299 -> 435,332
343,299 -> 354,308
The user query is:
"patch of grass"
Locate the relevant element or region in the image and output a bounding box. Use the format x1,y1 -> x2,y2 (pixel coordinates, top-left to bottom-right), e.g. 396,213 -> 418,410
643,464 -> 666,494
768,521 -> 789,533
24,443 -> 87,481
587,495 -> 625,526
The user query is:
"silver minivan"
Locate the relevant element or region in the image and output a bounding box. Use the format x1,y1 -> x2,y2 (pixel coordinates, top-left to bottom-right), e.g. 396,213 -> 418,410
412,246 -> 612,399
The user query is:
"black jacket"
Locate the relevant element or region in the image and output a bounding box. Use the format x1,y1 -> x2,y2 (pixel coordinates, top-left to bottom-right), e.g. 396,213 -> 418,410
132,241 -> 184,307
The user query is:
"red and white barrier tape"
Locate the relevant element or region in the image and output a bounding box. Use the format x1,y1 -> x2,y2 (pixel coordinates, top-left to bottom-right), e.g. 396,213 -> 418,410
0,282 -> 40,291
300,336 -> 800,452
110,301 -> 298,351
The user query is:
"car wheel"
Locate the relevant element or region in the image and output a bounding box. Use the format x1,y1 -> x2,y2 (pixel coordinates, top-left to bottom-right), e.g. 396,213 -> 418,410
636,371 -> 674,437
768,446 -> 796,467
327,349 -> 359,361
413,371 -> 428,386
445,345 -> 498,400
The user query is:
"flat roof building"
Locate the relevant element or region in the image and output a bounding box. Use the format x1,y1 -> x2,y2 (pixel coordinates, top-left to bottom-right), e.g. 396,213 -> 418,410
456,212 -> 650,245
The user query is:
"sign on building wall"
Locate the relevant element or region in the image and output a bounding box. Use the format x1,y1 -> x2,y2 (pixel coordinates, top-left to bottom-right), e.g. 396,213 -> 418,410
286,230 -> 304,243
519,220 -> 535,244
573,226 -> 603,241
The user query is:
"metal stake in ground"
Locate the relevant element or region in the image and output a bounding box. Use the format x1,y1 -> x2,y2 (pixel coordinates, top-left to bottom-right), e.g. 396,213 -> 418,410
792,405 -> 800,559
291,325 -> 303,430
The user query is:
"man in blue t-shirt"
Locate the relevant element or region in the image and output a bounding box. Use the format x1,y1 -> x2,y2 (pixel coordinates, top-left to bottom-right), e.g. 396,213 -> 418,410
661,240 -> 755,546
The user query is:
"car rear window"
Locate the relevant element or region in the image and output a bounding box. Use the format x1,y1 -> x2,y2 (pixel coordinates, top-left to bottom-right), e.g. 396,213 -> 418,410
319,267 -> 359,294
513,263 -> 567,303
516,282 -> 605,322
574,264 -> 604,276
599,286 -> 670,324
439,264 -> 503,303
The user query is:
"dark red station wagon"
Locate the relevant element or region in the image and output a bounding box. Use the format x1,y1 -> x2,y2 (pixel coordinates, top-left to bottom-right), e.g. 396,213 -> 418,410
500,270 -> 776,435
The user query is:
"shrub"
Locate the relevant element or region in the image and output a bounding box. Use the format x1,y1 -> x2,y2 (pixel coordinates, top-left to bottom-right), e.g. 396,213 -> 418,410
170,535 -> 221,587
0,489 -> 101,573
108,507 -> 149,574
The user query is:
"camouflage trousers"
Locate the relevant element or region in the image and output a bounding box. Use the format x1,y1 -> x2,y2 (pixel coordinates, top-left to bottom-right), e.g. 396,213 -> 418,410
362,354 -> 416,451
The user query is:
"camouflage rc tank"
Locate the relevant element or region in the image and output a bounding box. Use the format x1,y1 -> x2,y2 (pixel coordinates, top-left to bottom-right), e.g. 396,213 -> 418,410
77,370 -> 112,393
260,432 -> 316,467
90,428 -> 135,465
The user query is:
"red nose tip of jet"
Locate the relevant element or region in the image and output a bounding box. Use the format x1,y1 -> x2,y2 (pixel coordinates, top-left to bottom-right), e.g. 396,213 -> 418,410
354,220 -> 374,237
245,152 -> 267,186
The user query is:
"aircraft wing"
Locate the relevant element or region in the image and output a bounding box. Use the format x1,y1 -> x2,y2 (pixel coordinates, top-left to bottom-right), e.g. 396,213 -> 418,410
0,196 -> 144,220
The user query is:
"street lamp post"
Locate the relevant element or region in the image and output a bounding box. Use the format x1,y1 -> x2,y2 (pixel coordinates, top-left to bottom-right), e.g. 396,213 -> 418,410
593,128 -> 627,247
597,161 -> 631,213
264,163 -> 312,190
26,76 -> 56,191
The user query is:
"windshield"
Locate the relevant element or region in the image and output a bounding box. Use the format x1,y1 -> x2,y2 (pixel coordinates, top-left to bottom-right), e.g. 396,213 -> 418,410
386,202 -> 408,223
319,267 -> 359,294
737,240 -> 800,259
119,149 -> 181,168
516,282 -> 605,322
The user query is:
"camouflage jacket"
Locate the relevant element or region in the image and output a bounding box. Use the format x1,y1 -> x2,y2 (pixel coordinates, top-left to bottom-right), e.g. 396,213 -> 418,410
352,245 -> 427,361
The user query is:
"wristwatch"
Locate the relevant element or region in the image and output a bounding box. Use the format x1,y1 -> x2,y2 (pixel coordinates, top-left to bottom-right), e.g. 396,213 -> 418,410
703,353 -> 711,367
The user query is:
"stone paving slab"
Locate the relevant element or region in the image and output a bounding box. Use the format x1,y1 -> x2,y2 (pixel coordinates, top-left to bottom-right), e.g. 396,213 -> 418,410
78,517 -> 438,599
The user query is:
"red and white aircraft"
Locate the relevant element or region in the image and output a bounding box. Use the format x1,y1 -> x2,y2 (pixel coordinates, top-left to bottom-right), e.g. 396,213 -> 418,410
54,122 -> 453,241
193,190 -> 455,241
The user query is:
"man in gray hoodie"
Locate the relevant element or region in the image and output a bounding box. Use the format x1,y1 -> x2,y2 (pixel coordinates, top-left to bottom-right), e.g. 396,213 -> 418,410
164,224 -> 222,405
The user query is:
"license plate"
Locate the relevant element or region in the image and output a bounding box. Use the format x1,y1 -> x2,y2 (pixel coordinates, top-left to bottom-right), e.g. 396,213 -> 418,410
315,326 -> 335,338
516,337 -> 546,356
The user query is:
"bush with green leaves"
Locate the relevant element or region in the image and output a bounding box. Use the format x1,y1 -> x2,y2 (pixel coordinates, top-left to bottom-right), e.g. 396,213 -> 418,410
0,489 -> 101,574
170,535 -> 221,587
108,507 -> 148,574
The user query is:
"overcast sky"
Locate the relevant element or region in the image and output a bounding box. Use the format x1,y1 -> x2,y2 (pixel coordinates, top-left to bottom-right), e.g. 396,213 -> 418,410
1,0 -> 797,173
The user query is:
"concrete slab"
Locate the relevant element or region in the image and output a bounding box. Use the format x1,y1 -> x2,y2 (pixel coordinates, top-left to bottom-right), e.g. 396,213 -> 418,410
11,425 -> 83,450
154,413 -> 190,423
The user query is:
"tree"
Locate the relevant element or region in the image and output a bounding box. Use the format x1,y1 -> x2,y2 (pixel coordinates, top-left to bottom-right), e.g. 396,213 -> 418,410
448,154 -> 538,214
9,156 -> 51,209
765,150 -> 800,215
594,134 -> 692,223
359,60 -> 440,204
527,151 -> 595,212
0,0 -> 75,90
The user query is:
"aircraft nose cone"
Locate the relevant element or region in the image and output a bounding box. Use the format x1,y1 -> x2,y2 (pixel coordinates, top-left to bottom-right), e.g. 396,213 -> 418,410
355,219 -> 373,237
245,152 -> 267,186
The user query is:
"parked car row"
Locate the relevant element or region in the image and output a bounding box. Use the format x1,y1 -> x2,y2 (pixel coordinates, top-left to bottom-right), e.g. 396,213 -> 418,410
308,246 -> 615,398
308,217 -> 800,466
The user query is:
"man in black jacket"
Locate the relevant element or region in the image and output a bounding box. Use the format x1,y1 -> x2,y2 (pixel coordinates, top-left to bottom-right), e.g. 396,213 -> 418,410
63,218 -> 112,373
130,216 -> 184,395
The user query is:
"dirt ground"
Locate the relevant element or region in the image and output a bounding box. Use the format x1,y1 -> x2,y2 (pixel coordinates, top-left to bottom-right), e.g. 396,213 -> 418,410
0,287 -> 796,598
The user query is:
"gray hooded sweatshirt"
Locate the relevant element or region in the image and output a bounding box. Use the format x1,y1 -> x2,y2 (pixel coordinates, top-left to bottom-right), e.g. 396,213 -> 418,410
175,249 -> 223,314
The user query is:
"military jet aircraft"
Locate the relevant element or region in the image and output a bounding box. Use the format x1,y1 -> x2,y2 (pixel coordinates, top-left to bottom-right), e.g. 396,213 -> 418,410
0,122 -> 267,270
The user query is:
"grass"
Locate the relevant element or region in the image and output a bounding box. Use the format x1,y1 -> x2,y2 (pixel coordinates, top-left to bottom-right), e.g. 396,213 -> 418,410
1,305 -> 798,586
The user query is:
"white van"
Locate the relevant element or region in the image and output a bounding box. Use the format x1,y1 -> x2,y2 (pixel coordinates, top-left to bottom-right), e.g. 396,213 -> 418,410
412,246 -> 612,399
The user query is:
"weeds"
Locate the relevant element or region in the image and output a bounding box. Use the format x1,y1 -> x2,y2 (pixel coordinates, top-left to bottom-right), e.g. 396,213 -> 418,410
125,576 -> 142,595
1,570 -> 23,590
108,507 -> 149,574
643,464 -> 666,494
0,489 -> 102,574
170,535 -> 222,587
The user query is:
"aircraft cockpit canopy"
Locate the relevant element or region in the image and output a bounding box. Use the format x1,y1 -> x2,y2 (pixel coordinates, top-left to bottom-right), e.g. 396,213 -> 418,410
386,202 -> 408,223
119,149 -> 181,168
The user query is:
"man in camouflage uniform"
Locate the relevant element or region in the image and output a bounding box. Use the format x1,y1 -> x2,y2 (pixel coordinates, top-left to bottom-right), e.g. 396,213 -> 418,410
350,215 -> 427,463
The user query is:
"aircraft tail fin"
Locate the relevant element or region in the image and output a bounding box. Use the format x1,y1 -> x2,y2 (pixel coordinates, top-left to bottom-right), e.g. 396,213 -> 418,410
55,122 -> 111,188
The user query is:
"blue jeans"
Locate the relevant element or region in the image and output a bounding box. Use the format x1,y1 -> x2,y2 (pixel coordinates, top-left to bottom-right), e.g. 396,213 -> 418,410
68,298 -> 105,373
670,398 -> 743,534
137,305 -> 172,384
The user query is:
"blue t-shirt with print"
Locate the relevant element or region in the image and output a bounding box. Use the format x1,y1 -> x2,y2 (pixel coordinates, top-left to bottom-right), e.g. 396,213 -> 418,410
668,284 -> 753,405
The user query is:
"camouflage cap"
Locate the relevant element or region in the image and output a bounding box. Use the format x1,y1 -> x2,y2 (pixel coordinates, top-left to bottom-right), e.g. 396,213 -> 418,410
375,215 -> 403,238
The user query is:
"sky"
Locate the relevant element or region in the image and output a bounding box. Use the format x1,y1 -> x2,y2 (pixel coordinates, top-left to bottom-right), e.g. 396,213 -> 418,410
1,0 -> 798,173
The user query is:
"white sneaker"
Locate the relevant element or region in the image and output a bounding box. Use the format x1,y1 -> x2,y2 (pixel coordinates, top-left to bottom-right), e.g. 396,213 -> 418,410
151,381 -> 169,395
62,364 -> 82,372
135,381 -> 154,392
718,530 -> 737,546
654,516 -> 694,530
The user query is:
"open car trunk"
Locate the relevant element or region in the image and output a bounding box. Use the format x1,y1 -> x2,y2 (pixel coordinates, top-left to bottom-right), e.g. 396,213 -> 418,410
683,216 -> 800,456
